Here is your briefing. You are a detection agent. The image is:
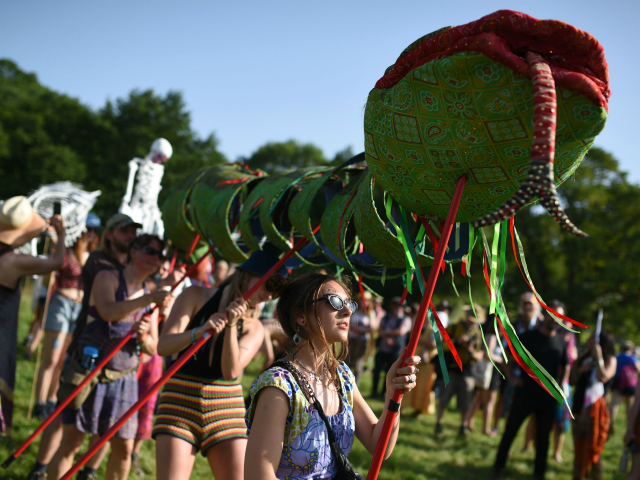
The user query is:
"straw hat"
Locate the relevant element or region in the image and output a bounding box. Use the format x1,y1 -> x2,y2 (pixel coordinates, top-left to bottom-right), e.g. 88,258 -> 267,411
0,196 -> 46,248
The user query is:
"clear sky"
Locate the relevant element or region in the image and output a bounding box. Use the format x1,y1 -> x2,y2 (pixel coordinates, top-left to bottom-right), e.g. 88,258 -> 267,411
2,0 -> 638,181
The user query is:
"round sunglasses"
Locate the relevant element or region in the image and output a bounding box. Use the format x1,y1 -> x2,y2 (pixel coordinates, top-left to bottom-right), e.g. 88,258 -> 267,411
311,294 -> 358,314
138,245 -> 165,260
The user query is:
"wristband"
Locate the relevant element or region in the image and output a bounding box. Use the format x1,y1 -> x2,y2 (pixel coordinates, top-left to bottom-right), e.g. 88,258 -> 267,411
191,328 -> 197,343
598,358 -> 605,368
155,276 -> 162,292
138,336 -> 151,347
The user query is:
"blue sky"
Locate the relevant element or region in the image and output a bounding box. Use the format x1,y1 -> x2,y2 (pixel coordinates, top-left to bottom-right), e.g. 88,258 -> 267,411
2,0 -> 638,181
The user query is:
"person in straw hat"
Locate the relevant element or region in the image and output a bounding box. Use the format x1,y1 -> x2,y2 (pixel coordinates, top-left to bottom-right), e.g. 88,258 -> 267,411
0,196 -> 66,437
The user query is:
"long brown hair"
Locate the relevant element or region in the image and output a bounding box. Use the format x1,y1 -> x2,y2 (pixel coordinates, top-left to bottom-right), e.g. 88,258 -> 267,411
266,272 -> 353,383
218,267 -> 260,320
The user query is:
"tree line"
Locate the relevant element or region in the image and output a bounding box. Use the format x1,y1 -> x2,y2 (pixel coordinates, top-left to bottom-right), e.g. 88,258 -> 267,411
1,59 -> 638,341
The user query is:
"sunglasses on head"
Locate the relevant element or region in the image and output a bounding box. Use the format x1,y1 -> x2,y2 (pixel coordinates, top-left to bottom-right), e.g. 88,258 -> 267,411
138,245 -> 165,260
310,294 -> 358,314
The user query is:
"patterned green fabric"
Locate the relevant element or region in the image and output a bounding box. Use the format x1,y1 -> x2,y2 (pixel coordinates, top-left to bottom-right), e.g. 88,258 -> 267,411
353,171 -> 432,269
258,167 -> 330,266
160,168 -> 211,253
365,51 -> 608,223
288,170 -> 336,246
189,164 -> 263,264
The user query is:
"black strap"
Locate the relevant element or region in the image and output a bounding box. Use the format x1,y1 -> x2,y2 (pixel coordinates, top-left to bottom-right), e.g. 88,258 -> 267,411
387,399 -> 401,413
272,360 -> 342,443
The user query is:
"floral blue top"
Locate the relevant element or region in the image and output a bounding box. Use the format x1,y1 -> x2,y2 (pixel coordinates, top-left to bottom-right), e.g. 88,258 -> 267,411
246,362 -> 356,479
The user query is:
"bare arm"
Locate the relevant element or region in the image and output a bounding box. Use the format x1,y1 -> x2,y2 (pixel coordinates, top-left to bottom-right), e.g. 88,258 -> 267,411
353,352 -> 420,459
92,271 -> 171,322
133,309 -> 160,356
157,286 -> 223,356
594,346 -> 616,383
244,387 -> 289,480
220,299 -> 264,380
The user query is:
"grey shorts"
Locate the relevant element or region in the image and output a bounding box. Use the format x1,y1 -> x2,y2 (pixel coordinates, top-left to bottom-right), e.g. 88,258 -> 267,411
439,372 -> 475,412
44,293 -> 82,334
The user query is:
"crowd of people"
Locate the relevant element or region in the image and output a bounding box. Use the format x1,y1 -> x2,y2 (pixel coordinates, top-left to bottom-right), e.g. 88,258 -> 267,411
1,194 -> 639,480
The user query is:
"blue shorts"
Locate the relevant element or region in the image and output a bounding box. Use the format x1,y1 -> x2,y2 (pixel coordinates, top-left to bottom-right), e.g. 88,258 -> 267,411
44,293 -> 82,334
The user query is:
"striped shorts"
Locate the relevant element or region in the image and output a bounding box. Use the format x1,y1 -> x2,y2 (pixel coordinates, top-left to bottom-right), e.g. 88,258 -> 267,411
152,373 -> 247,454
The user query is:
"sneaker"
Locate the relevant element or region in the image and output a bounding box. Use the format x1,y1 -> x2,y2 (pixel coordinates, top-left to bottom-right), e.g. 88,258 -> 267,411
46,399 -> 57,417
131,453 -> 145,477
76,470 -> 98,480
26,470 -> 48,480
33,402 -> 48,420
434,423 -> 443,438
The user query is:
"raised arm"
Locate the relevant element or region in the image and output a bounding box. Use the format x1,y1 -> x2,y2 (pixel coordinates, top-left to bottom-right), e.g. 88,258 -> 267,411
220,297 -> 264,380
244,387 -> 289,480
11,215 -> 66,277
157,286 -> 225,356
352,352 -> 420,459
92,270 -> 171,322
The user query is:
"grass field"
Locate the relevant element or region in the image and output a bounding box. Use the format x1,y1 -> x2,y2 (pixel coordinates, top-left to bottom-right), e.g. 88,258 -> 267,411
0,287 -> 632,479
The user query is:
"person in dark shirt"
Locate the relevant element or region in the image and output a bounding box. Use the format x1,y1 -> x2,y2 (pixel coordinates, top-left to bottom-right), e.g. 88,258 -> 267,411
370,296 -> 411,398
28,213 -> 182,480
492,309 -> 570,480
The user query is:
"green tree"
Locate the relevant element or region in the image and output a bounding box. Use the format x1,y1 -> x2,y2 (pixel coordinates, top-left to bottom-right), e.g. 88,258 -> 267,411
243,140 -> 328,173
0,60 -> 227,221
502,147 -> 640,342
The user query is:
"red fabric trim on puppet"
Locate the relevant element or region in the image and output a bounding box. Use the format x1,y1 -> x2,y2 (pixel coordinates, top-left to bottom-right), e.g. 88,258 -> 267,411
375,10 -> 609,112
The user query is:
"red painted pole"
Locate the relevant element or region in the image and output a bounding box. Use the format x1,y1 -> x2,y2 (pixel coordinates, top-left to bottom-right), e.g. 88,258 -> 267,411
365,175 -> 467,480
58,226 -> 320,480
184,234 -> 201,261
1,243 -> 216,469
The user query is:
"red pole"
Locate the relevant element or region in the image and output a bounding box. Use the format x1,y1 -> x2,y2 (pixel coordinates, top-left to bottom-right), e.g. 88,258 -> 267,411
168,248 -> 178,274
1,243 -> 216,469
184,234 -> 201,261
58,226 -> 320,480
365,175 -> 467,480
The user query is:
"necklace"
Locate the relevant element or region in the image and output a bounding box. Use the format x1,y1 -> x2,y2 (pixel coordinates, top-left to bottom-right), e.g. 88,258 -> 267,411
291,351 -> 327,382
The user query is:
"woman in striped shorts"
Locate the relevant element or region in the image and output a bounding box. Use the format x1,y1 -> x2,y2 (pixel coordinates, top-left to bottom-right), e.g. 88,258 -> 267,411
154,250 -> 287,480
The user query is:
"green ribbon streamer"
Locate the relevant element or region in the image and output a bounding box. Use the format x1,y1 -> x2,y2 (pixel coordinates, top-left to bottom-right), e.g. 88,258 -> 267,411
397,205 -> 425,296
455,222 -> 460,251
336,265 -> 342,281
427,306 -> 449,386
467,224 -> 475,277
381,267 -> 387,286
386,197 -> 414,291
449,263 -> 459,297
499,220 -> 508,290
479,323 -> 504,379
495,291 -> 570,411
489,224 -> 500,315
513,225 -> 580,334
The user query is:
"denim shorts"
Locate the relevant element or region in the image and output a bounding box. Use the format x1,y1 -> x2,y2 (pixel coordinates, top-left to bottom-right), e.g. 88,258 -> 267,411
44,293 -> 82,333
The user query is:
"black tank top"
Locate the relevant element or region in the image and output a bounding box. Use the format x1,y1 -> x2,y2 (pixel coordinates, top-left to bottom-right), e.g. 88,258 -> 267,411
177,288 -> 243,380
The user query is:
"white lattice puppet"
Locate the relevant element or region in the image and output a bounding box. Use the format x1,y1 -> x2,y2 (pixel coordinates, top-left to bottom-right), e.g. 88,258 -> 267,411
119,138 -> 173,237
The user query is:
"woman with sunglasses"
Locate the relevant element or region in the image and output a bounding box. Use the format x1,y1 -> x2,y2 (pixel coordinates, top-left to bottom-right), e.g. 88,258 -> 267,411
48,234 -> 172,480
245,273 -> 421,480
154,250 -> 284,480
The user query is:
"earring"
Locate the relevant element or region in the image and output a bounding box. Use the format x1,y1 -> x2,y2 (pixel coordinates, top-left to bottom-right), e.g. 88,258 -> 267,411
293,325 -> 302,345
